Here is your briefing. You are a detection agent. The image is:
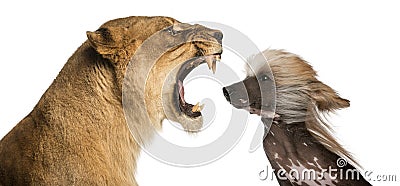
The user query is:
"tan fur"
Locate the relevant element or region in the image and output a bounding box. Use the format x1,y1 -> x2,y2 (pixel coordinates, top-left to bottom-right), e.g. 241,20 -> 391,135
145,45 -> 199,127
248,49 -> 357,166
0,16 -> 221,185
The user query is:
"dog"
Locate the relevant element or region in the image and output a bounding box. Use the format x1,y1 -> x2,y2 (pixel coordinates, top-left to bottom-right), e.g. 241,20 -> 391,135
223,49 -> 371,185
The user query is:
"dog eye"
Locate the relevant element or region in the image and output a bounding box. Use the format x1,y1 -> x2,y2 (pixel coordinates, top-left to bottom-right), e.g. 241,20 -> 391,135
259,75 -> 270,81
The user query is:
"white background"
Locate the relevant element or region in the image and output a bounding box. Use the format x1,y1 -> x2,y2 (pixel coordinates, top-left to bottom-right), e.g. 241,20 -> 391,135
1,1 -> 399,185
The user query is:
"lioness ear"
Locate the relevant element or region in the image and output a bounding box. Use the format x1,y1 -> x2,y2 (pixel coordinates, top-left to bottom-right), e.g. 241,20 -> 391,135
309,81 -> 350,112
86,27 -> 127,55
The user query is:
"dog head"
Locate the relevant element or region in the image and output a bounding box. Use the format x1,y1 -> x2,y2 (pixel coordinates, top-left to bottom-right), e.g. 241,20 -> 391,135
223,49 -> 349,122
222,52 -> 276,118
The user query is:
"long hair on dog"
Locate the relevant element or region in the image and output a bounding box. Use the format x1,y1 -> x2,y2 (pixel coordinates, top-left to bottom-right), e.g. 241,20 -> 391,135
224,49 -> 371,185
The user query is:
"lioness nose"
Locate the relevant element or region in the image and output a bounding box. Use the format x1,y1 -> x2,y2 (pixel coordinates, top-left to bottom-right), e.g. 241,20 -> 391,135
213,31 -> 223,42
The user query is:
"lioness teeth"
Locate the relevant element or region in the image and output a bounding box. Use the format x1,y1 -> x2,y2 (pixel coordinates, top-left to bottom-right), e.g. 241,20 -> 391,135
211,60 -> 217,74
192,102 -> 204,112
205,55 -> 219,74
205,56 -> 214,70
199,104 -> 205,111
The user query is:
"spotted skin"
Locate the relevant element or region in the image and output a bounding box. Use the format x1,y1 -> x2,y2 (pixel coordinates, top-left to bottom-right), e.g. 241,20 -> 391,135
263,118 -> 371,186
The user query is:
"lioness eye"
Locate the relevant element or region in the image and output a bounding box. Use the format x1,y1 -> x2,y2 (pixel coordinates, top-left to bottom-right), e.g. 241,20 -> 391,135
167,26 -> 176,35
259,75 -> 270,81
167,26 -> 178,36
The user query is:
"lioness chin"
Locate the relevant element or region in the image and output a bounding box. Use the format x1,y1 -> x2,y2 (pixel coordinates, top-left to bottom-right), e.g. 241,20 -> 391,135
0,16 -> 222,185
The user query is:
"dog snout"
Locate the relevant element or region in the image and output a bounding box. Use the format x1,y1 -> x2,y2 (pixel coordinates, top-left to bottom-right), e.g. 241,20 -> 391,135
222,87 -> 231,102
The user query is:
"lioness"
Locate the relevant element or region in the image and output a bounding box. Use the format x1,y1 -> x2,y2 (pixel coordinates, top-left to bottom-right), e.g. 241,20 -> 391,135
0,16 -> 222,185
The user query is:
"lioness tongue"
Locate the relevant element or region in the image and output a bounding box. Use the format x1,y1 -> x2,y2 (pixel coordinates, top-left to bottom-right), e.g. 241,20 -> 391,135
178,80 -> 203,113
178,80 -> 185,105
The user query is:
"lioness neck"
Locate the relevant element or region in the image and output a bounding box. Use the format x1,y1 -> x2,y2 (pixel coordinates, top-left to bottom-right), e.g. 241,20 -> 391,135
6,41 -> 138,185
262,118 -> 370,186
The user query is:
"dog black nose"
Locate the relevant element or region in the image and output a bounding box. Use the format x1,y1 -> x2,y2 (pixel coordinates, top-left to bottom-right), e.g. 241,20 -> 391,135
222,87 -> 231,102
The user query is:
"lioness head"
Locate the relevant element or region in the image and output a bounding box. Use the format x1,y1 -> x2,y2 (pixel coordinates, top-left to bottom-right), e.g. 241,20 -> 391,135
87,16 -> 223,135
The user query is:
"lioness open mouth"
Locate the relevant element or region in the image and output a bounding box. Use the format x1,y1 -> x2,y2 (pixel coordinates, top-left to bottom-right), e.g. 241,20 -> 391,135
177,53 -> 221,118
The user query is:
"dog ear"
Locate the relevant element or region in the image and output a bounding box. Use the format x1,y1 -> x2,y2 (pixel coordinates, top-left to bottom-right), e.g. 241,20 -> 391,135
86,27 -> 127,55
309,81 -> 350,112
